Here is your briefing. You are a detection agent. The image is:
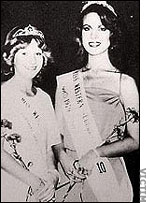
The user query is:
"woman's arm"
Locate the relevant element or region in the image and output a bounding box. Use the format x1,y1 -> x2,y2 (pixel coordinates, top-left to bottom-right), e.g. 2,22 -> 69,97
79,75 -> 139,170
46,148 -> 60,187
1,136 -> 42,191
1,127 -> 55,202
54,88 -> 86,180
52,143 -> 86,181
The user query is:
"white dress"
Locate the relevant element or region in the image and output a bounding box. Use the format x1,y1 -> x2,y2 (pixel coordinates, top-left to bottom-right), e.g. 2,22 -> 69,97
55,70 -> 133,202
1,86 -> 61,202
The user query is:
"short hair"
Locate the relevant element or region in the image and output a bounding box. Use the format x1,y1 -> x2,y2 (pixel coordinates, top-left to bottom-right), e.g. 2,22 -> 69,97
1,25 -> 53,83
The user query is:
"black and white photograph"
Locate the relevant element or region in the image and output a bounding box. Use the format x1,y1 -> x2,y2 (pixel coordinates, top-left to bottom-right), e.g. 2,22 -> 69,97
1,1 -> 140,202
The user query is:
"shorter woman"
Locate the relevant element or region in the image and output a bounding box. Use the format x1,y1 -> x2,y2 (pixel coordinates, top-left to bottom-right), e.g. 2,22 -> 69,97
1,25 -> 61,202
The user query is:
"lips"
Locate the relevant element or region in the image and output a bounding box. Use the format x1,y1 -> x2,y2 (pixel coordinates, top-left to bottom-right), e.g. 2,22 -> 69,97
89,42 -> 101,48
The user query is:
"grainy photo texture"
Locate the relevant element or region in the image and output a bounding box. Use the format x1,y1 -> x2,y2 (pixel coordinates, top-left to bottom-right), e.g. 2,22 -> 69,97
1,1 -> 139,202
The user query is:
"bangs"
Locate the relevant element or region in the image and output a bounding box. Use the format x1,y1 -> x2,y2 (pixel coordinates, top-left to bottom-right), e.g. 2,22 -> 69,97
81,4 -> 117,32
16,35 -> 45,48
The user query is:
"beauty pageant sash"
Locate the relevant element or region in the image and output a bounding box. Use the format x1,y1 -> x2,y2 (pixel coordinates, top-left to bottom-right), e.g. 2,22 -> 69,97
57,70 -> 129,202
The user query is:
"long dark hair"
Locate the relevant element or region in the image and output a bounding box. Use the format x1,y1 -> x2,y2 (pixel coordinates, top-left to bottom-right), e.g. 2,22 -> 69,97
74,4 -> 127,72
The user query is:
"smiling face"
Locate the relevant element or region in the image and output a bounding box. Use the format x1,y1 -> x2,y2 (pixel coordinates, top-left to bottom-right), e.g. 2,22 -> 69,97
14,39 -> 43,79
82,12 -> 111,56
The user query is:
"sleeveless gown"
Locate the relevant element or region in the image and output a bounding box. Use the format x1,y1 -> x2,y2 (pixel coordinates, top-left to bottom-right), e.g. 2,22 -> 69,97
55,70 -> 133,202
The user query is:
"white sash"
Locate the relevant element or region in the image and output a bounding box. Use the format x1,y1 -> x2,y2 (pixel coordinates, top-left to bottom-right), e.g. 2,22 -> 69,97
57,70 -> 131,202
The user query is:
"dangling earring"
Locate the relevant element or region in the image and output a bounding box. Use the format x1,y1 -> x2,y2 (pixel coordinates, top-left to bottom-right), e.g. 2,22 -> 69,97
75,37 -> 84,56
77,46 -> 84,56
110,45 -> 114,51
3,66 -> 14,76
10,66 -> 13,72
36,70 -> 42,79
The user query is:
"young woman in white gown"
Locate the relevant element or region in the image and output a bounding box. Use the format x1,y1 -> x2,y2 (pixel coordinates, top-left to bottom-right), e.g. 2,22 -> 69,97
53,1 -> 139,202
1,24 -> 61,202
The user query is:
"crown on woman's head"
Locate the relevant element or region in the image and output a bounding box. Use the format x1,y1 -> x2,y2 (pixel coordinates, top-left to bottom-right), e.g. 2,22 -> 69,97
81,1 -> 117,16
12,24 -> 45,39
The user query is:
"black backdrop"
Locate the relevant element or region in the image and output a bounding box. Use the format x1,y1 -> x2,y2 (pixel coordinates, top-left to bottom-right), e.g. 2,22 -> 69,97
1,1 -> 140,202
1,1 -> 140,83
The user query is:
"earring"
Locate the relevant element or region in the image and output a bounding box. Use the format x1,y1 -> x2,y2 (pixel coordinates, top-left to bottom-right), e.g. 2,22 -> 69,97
36,71 -> 42,79
110,46 -> 114,51
3,66 -> 14,76
10,66 -> 13,72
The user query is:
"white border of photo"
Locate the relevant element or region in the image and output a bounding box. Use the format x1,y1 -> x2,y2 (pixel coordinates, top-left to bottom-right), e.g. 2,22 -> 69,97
141,1 -> 150,202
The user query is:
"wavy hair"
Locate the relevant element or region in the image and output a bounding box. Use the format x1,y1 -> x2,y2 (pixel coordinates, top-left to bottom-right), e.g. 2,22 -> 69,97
1,25 -> 53,84
74,4 -> 126,72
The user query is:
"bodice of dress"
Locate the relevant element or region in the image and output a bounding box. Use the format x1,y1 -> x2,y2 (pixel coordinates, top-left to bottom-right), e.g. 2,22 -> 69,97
1,87 -> 60,179
55,70 -> 133,202
60,70 -> 129,184
84,77 -> 126,141
1,85 -> 61,202
63,70 -> 126,152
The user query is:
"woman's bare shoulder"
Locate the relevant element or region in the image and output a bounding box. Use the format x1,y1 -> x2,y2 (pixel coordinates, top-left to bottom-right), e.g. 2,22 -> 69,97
121,73 -> 136,83
1,81 -> 9,92
1,81 -> 14,99
121,74 -> 139,109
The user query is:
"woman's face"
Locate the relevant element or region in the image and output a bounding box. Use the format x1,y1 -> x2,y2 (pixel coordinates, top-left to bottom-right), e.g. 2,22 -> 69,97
14,39 -> 43,79
82,12 -> 111,56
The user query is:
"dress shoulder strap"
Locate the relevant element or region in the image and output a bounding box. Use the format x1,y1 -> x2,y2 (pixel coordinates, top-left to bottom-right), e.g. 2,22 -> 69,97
119,73 -> 125,108
119,73 -> 122,97
118,73 -> 128,122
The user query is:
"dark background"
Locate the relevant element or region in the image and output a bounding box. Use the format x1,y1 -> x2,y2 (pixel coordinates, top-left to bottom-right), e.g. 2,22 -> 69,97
1,1 -> 140,84
1,1 -> 140,202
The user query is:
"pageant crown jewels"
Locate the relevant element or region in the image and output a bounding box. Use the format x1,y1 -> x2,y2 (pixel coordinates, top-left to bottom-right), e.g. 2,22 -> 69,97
12,24 -> 45,39
81,1 -> 117,16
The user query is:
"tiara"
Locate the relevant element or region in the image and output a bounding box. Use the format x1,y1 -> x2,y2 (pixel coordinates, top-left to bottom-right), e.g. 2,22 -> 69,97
12,24 -> 45,39
81,1 -> 117,16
